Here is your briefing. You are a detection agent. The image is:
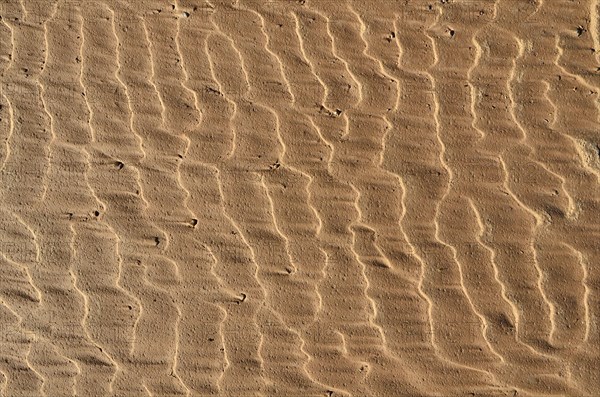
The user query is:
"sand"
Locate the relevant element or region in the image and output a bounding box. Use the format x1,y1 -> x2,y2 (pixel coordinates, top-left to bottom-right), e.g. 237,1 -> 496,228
0,0 -> 599,396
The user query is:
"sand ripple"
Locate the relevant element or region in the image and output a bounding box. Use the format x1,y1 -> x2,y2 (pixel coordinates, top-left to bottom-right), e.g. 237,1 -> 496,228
0,0 -> 598,395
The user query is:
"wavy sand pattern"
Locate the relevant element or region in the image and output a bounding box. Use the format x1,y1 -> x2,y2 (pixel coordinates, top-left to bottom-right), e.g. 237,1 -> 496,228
0,0 -> 599,396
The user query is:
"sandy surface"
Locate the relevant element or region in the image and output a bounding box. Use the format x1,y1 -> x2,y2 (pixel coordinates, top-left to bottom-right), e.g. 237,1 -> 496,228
0,0 -> 599,396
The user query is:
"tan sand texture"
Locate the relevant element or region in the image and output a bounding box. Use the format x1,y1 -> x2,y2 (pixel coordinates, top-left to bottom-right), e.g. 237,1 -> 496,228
0,0 -> 599,395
